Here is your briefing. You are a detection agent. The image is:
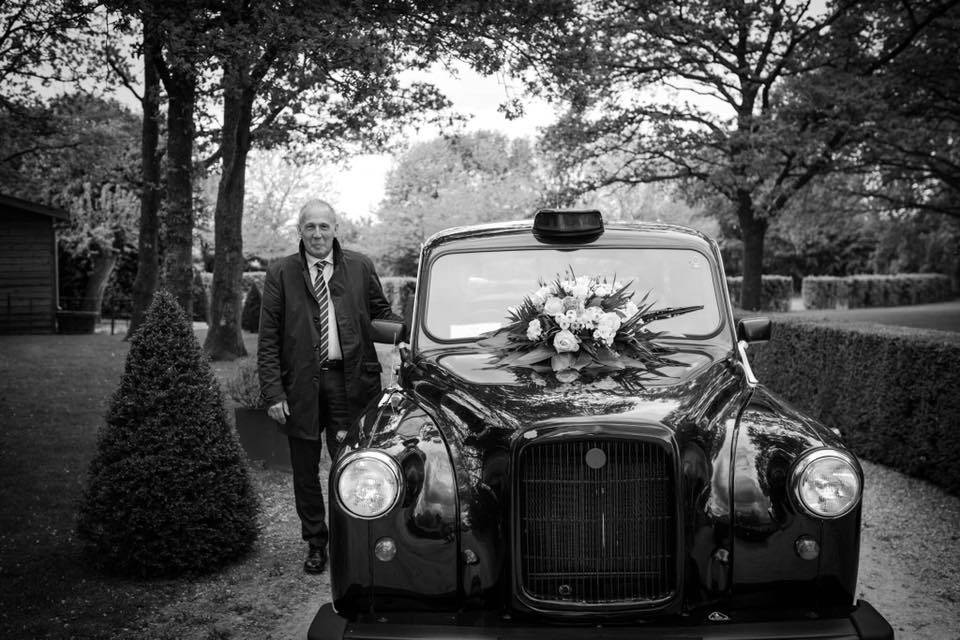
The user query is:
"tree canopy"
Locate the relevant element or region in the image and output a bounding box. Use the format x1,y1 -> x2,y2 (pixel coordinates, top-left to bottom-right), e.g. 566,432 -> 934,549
365,130 -> 545,276
523,0 -> 960,309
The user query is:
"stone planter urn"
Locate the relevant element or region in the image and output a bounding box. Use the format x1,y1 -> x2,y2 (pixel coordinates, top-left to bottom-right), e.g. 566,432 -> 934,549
233,407 -> 291,472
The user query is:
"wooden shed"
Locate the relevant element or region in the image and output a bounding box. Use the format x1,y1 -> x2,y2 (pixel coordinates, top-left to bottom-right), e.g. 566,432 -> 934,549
0,193 -> 69,334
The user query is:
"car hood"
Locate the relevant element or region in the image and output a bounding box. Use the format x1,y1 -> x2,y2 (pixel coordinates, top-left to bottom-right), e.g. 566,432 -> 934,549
410,343 -> 744,434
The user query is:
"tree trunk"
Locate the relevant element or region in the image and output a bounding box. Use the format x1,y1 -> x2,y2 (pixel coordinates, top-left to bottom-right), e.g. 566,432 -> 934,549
127,22 -> 162,338
80,250 -> 118,315
737,191 -> 768,311
204,64 -> 252,360
161,66 -> 196,319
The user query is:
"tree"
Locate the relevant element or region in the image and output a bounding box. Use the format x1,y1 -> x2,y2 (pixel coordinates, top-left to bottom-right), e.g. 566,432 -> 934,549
76,290 -> 258,577
851,6 -> 960,219
0,0 -> 95,109
367,131 -> 545,275
525,0 -> 959,309
199,1 -> 449,359
201,0 -> 577,359
241,150 -> 331,260
60,183 -> 139,314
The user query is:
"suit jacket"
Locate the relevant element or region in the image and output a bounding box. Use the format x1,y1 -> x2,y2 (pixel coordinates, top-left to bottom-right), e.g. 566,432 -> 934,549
257,239 -> 399,440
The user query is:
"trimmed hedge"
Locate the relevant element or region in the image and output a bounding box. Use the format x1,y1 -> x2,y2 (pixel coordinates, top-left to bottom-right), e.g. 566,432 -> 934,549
748,318 -> 960,495
241,283 -> 261,333
726,275 -> 793,311
802,273 -> 953,310
205,272 -> 412,332
77,291 -> 259,576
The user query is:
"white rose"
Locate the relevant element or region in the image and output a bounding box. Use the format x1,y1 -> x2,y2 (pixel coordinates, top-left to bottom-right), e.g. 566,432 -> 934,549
597,311 -> 622,333
570,282 -> 590,299
553,329 -> 580,353
543,296 -> 564,316
526,318 -> 543,341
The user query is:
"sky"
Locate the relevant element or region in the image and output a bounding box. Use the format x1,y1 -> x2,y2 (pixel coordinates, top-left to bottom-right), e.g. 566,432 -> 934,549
328,62 -> 557,221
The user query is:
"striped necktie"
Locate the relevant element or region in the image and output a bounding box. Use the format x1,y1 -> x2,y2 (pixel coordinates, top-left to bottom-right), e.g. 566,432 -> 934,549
313,262 -> 329,362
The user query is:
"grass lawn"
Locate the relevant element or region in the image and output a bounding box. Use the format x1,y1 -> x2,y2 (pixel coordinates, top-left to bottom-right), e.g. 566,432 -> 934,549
0,329 -> 326,639
783,298 -> 960,333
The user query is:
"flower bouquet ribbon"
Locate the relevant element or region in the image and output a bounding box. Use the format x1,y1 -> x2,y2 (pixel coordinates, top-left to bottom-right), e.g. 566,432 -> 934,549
478,269 -> 703,376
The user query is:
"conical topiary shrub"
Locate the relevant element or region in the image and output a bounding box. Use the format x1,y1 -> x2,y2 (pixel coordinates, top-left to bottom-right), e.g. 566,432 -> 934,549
240,283 -> 261,333
77,290 -> 259,576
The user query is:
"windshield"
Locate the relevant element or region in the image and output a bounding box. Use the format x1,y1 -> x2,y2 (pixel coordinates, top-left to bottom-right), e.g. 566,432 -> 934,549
423,247 -> 723,341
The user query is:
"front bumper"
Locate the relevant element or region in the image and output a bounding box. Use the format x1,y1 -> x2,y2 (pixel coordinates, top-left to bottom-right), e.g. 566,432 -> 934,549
308,601 -> 893,640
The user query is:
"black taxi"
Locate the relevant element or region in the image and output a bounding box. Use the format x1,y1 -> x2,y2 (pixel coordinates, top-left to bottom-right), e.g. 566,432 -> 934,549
308,210 -> 893,640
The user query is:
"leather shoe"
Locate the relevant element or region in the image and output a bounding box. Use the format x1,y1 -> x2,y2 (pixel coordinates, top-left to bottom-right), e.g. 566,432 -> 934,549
304,546 -> 327,574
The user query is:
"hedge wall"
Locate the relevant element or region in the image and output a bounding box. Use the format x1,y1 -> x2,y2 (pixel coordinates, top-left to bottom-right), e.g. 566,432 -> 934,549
726,275 -> 793,311
748,318 -> 960,495
200,272 -> 417,331
802,273 -> 953,310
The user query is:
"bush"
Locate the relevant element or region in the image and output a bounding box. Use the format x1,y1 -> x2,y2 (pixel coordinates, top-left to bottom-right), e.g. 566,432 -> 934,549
76,290 -> 259,576
726,275 -> 793,311
803,273 -> 953,309
381,276 -> 417,324
241,283 -> 261,333
225,358 -> 266,409
748,318 -> 960,495
241,271 -> 266,297
801,276 -> 850,310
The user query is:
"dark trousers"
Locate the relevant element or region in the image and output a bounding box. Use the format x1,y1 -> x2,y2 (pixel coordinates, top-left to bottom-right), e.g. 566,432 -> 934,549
288,368 -> 348,550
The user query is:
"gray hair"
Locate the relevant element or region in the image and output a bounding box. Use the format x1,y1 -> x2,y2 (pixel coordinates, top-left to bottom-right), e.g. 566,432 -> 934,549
297,199 -> 337,227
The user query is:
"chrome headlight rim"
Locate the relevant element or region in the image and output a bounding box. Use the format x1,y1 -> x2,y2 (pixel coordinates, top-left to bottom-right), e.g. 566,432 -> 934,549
335,449 -> 402,520
790,447 -> 863,520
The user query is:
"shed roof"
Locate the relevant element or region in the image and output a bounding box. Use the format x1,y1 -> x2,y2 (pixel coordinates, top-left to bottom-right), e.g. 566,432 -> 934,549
0,193 -> 69,221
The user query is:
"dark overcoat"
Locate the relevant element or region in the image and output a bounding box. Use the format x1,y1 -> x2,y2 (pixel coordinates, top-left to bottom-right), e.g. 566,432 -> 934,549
257,239 -> 398,440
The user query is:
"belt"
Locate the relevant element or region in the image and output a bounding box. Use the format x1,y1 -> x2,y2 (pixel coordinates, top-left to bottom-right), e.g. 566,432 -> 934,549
319,359 -> 344,371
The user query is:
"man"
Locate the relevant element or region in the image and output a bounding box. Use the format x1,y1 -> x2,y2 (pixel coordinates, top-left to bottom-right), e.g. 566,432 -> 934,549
258,199 -> 399,574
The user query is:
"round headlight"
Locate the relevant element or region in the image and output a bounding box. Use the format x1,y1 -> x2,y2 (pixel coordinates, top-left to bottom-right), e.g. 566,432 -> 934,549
336,450 -> 401,519
791,449 -> 862,519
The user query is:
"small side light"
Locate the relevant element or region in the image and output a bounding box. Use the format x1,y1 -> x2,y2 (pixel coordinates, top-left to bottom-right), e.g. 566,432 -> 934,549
374,537 -> 397,562
795,536 -> 820,560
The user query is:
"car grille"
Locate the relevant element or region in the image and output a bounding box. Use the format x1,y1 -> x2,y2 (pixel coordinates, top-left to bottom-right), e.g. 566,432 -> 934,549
516,437 -> 676,606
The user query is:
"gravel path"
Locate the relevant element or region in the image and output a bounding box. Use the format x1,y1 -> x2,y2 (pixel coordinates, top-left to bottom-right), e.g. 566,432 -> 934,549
858,460 -> 960,640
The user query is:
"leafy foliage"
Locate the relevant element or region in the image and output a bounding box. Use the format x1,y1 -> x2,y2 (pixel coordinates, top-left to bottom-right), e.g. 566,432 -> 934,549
77,291 -> 259,577
520,0 -> 959,309
365,131 -> 546,275
224,358 -> 266,409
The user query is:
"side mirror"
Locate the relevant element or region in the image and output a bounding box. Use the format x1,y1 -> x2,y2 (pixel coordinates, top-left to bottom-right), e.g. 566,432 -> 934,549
371,319 -> 408,345
736,317 -> 771,344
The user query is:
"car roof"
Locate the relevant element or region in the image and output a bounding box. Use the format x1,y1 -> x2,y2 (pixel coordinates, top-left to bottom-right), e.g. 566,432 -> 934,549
422,219 -> 718,254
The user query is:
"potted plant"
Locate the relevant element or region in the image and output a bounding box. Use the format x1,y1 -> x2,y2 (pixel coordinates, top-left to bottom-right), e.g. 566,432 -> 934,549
225,358 -> 291,471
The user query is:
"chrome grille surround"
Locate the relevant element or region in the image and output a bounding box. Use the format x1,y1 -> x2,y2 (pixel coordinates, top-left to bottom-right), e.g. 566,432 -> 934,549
514,434 -> 679,610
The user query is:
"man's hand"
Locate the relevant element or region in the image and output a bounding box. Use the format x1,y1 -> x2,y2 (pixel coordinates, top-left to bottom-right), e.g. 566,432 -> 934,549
268,400 -> 290,424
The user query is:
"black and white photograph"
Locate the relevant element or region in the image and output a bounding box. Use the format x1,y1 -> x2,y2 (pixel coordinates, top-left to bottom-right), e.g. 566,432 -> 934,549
1,1 -> 958,638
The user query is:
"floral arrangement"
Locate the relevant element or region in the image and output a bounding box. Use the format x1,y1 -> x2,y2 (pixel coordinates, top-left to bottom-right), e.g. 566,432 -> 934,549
479,269 -> 702,379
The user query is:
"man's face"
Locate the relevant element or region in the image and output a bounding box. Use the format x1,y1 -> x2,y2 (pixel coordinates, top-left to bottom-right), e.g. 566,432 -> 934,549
299,205 -> 338,259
